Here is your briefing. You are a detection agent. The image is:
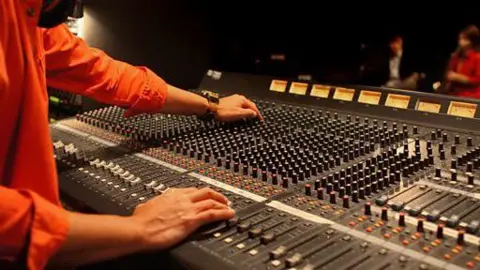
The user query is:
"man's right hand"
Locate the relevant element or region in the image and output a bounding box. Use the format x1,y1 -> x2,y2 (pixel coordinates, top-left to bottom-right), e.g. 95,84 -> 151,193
130,187 -> 235,251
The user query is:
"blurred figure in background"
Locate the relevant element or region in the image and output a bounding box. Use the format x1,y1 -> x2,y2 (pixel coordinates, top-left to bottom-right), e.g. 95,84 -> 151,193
444,25 -> 480,98
361,35 -> 423,90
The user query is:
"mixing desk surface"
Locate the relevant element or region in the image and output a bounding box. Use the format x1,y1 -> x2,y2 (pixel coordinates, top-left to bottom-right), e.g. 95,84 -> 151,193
51,71 -> 480,270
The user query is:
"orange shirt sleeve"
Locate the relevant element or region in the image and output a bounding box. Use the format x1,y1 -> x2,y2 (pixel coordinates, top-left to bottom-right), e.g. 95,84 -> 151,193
0,187 -> 69,270
43,24 -> 168,116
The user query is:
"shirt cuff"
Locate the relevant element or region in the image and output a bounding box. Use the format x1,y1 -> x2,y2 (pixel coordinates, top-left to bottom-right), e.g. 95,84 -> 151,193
25,191 -> 69,270
124,68 -> 168,117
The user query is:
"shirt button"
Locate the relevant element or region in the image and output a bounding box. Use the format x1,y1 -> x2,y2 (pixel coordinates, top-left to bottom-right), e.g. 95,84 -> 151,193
26,8 -> 36,17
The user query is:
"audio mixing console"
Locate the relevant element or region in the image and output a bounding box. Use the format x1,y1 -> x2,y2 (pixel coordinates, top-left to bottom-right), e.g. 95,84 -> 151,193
50,71 -> 480,270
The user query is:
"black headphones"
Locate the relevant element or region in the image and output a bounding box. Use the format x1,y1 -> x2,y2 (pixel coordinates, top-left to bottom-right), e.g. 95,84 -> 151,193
38,0 -> 76,28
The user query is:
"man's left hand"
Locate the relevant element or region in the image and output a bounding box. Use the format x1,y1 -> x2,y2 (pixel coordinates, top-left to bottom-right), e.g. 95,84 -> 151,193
216,95 -> 263,122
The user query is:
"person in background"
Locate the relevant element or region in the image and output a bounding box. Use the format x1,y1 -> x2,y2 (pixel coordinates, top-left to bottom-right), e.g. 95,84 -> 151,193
445,25 -> 480,98
361,35 -> 422,90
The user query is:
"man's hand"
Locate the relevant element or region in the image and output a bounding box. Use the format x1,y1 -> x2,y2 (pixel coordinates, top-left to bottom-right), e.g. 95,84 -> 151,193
447,71 -> 470,83
131,187 -> 235,251
216,94 -> 264,122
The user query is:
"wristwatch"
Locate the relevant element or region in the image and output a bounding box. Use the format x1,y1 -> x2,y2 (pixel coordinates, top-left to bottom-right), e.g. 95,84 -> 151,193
198,90 -> 220,121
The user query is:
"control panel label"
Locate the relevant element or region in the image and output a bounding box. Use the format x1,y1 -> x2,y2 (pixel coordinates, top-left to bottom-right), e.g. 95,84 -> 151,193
416,100 -> 441,114
310,84 -> 331,98
385,94 -> 411,109
358,90 -> 381,105
289,82 -> 308,95
269,80 -> 288,92
333,87 -> 355,101
448,101 -> 477,118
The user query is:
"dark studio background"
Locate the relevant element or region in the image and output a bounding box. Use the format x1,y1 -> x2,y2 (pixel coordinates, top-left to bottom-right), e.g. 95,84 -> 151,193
80,1 -> 480,98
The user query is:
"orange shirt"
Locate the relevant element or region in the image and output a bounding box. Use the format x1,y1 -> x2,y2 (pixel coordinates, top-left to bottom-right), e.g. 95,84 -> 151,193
0,0 -> 167,269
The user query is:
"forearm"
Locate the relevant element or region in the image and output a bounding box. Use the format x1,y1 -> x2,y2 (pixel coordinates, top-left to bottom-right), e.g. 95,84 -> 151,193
159,84 -> 209,116
49,212 -> 143,268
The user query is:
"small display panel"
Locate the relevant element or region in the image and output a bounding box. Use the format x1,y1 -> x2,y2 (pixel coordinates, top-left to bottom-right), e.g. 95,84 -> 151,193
358,90 -> 381,105
448,101 -> 477,118
333,88 -> 355,101
416,100 -> 441,114
269,80 -> 288,92
310,85 -> 331,98
385,94 -> 411,109
289,82 -> 308,95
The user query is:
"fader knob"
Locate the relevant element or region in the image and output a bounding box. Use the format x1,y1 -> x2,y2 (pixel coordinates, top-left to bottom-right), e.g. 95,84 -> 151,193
439,150 -> 445,160
413,126 -> 418,134
457,230 -> 465,245
314,179 -> 321,190
435,168 -> 442,178
451,145 -> 456,155
467,173 -> 474,185
455,135 -> 460,144
399,212 -> 406,227
352,191 -> 359,203
430,131 -> 436,140
381,207 -> 388,221
417,218 -> 424,233
451,169 -> 457,181
436,224 -> 444,239
442,132 -> 448,142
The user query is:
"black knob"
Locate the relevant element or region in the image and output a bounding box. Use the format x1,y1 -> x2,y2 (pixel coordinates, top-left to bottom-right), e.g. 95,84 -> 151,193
381,207 -> 388,221
291,173 -> 298,184
439,150 -> 445,160
467,173 -> 475,185
359,188 -> 366,200
467,162 -> 474,173
234,162 -> 240,172
260,171 -> 267,182
399,212 -> 406,227
417,218 -> 424,233
435,168 -> 442,178
451,145 -> 456,155
457,230 -> 465,245
451,169 -> 457,181
252,168 -> 258,178
413,126 -> 418,134
436,224 -> 444,239
342,196 -> 350,208
455,135 -> 460,144
305,184 -> 312,196
442,132 -> 448,142
352,191 -> 359,203
467,137 -> 473,147
282,177 -> 289,188
345,184 -> 352,196
326,183 -> 333,194
451,159 -> 457,169
321,177 -> 327,187
314,179 -> 321,190
339,187 -> 345,198
272,174 -> 278,185
329,191 -> 336,204
430,131 -> 436,140
243,164 -> 249,175
317,188 -> 324,200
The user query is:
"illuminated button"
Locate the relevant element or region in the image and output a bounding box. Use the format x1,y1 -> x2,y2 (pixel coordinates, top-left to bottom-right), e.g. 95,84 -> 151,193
476,255 -> 480,261
349,221 -> 356,227
379,249 -> 388,255
466,262 -> 475,269
402,240 -> 409,246
236,243 -> 246,249
213,233 -> 222,238
224,238 -> 233,243
444,254 -> 452,260
366,227 -> 373,233
249,249 -> 258,256
392,229 -> 399,234
452,248 -> 460,254
383,233 -> 392,239
423,247 -> 430,253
